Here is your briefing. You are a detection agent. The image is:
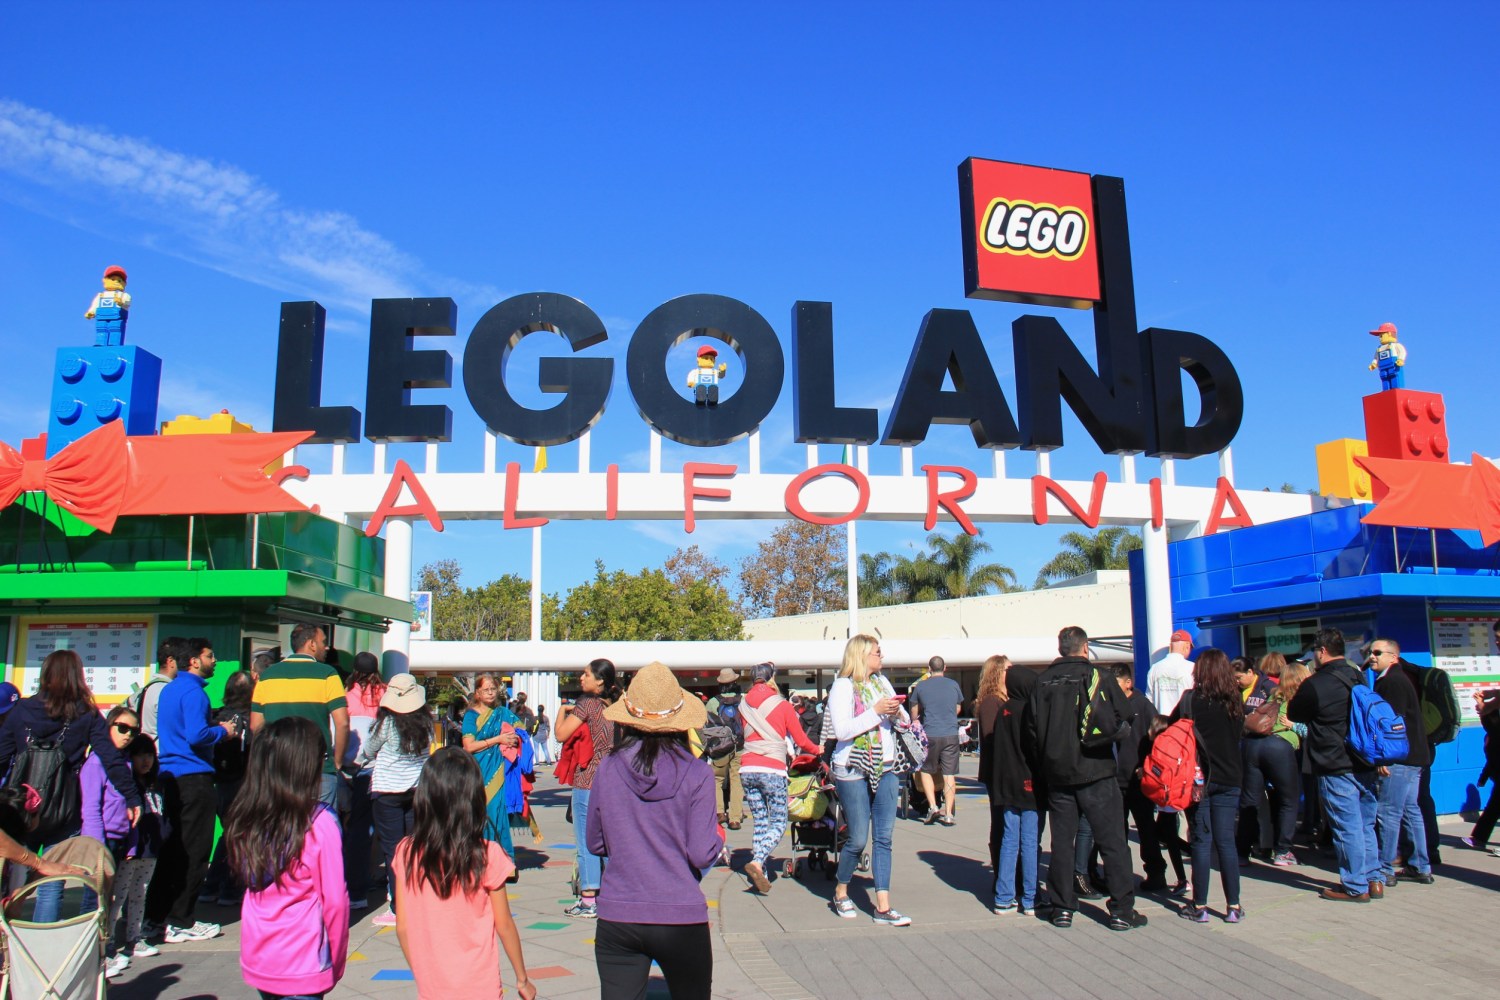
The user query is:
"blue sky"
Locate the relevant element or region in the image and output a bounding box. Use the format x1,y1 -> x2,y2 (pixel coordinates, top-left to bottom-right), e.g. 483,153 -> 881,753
2,3 -> 1496,601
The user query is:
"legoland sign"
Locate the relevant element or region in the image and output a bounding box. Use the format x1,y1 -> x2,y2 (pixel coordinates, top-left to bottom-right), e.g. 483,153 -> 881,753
271,160 -> 1291,538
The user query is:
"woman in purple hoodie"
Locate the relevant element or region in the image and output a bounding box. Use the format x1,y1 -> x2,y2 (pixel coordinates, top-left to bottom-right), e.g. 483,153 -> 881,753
586,661 -> 723,1000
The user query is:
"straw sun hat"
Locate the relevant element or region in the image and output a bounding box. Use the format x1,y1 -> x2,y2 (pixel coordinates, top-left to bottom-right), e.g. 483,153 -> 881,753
604,662 -> 707,733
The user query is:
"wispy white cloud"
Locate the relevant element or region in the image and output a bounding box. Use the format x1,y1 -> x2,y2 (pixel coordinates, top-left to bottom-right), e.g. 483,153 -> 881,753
0,99 -> 503,317
630,517 -> 777,554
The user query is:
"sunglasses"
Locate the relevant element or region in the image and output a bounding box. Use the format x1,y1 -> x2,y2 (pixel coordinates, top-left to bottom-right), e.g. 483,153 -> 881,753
112,722 -> 140,737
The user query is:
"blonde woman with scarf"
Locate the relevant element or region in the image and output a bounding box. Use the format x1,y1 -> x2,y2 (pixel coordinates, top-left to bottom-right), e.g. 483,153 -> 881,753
827,634 -> 911,926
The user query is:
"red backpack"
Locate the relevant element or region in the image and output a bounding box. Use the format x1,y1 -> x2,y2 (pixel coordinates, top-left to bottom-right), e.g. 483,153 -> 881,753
1140,718 -> 1198,811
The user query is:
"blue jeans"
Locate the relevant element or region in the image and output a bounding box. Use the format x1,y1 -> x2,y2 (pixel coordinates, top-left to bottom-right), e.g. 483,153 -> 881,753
574,786 -> 603,893
1188,783 -> 1241,908
318,772 -> 341,810
1320,771 -> 1380,894
1377,764 -> 1429,877
994,808 -> 1039,909
835,770 -> 897,891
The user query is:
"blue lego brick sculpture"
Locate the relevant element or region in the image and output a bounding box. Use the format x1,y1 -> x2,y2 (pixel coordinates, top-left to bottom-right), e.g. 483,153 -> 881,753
47,346 -> 162,457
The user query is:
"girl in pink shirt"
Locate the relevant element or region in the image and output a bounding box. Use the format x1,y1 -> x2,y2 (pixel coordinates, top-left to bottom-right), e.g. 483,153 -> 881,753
394,747 -> 536,1000
225,717 -> 349,1000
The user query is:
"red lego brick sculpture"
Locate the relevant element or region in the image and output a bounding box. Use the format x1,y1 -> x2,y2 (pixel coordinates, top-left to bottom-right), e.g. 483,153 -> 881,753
1361,389 -> 1449,500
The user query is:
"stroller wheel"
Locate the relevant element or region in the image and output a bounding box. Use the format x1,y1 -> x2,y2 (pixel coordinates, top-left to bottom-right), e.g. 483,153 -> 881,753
783,858 -> 797,879
857,851 -> 869,873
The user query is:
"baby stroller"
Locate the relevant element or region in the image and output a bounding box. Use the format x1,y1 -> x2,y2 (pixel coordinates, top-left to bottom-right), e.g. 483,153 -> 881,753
1,874 -> 109,1000
785,754 -> 837,880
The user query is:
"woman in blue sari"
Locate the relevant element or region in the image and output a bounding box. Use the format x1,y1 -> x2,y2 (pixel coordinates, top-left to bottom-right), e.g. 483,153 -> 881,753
462,673 -> 527,862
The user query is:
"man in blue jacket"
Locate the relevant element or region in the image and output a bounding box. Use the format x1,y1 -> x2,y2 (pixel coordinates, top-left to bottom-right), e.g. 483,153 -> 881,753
146,637 -> 237,943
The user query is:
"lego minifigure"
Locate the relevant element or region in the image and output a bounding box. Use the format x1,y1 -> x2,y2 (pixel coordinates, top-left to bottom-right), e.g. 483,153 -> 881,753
1368,322 -> 1405,391
85,266 -> 132,346
686,345 -> 728,406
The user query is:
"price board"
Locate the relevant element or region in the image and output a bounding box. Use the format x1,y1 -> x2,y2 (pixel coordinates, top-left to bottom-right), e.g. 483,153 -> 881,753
1429,612 -> 1500,723
15,618 -> 154,699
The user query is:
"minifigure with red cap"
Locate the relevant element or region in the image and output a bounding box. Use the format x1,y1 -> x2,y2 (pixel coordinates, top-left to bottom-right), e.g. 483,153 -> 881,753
1367,322 -> 1406,391
85,265 -> 132,346
685,344 -> 728,406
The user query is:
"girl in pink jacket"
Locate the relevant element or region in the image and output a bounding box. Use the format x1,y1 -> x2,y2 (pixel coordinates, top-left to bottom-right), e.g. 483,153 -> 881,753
225,717 -> 348,999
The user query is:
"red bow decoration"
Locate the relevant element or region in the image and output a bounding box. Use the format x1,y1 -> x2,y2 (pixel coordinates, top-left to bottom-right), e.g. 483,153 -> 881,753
0,422 -> 314,533
1356,453 -> 1500,547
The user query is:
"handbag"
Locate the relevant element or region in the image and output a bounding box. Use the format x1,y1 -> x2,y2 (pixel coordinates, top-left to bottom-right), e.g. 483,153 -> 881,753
1243,700 -> 1277,737
892,720 -> 929,775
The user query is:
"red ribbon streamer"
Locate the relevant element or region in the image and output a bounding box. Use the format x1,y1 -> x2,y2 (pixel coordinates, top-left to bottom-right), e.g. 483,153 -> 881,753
1356,453 -> 1500,547
0,422 -> 313,533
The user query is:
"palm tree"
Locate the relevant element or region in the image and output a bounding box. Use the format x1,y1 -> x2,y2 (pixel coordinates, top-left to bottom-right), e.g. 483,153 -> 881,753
925,531 -> 1018,598
858,551 -> 897,607
1034,527 -> 1143,588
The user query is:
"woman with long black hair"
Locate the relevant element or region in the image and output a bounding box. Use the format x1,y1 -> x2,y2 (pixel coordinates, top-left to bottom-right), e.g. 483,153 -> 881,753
555,658 -> 620,919
1172,647 -> 1246,923
587,661 -> 721,999
353,673 -> 434,928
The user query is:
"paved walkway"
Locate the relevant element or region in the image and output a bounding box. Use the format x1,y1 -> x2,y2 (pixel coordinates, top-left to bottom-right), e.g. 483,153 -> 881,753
108,760 -> 1500,999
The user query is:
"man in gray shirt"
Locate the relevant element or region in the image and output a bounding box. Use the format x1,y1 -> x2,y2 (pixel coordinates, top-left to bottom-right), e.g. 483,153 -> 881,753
911,656 -> 964,826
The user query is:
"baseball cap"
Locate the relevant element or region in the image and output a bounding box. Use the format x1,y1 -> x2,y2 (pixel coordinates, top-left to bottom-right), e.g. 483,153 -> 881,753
1169,629 -> 1193,647
0,682 -> 20,715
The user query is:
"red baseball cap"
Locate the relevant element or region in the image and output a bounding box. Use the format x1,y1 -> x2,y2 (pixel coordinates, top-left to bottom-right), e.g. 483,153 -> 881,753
696,345 -> 719,358
1368,322 -> 1397,336
103,265 -> 127,281
1170,629 -> 1193,646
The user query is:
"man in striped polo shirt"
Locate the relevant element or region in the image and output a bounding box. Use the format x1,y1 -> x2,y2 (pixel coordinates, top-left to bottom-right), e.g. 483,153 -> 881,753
251,623 -> 349,806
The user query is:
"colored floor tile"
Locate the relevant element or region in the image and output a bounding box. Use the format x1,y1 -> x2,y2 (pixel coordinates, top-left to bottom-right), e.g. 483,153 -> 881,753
528,966 -> 577,980
549,842 -> 576,849
527,921 -> 570,930
371,970 -> 415,981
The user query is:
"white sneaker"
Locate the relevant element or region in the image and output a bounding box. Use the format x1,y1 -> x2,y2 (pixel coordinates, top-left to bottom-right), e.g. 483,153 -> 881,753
131,941 -> 161,958
105,953 -> 130,980
164,921 -> 221,943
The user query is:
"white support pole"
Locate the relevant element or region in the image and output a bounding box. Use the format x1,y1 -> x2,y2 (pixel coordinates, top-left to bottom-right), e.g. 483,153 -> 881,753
749,429 -> 761,475
579,430 -> 591,473
806,444 -> 817,469
846,518 -> 859,638
650,429 -> 662,474
373,442 -> 387,475
530,527 -> 543,641
424,442 -> 439,474
858,445 -> 869,476
331,443 -> 345,476
1160,457 -> 1177,486
901,446 -> 914,478
1120,454 -> 1137,484
993,450 -> 1007,480
1142,520 -> 1173,668
382,518 -> 414,676
1036,452 -> 1051,478
483,429 -> 497,475
1218,446 -> 1235,486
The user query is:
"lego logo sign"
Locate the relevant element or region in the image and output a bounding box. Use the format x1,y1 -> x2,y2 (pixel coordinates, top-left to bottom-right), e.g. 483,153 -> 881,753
959,158 -> 1101,309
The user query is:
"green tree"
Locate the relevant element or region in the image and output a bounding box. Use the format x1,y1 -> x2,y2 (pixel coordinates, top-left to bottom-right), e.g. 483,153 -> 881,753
737,521 -> 847,619
857,551 -> 897,607
554,561 -> 741,641
924,530 -> 1018,598
1033,527 -> 1143,588
416,561 -> 557,641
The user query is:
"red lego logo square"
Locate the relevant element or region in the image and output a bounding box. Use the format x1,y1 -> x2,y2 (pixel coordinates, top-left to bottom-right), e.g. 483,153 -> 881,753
959,158 -> 1101,309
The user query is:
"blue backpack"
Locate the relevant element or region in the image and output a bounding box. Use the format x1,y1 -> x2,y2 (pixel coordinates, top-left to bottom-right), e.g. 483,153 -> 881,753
1345,678 -> 1409,767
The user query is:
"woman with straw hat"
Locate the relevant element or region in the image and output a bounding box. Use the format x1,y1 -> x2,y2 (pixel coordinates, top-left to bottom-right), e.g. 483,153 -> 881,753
587,662 -> 723,1000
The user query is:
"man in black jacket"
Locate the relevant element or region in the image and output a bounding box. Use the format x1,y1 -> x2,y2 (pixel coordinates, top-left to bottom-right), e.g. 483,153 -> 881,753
1025,626 -> 1145,930
1287,627 -> 1381,902
1369,639 -> 1435,886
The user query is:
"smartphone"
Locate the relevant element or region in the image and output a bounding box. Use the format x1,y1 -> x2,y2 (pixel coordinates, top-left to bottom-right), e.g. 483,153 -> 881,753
892,694 -> 907,702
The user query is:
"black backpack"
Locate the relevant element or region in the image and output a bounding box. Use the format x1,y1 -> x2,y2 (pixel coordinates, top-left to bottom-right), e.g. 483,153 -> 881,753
1415,663 -> 1461,746
700,713 -> 737,760
9,722 -> 81,842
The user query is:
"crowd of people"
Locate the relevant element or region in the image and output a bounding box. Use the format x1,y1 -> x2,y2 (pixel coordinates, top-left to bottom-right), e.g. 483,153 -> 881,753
0,619 -> 1495,1000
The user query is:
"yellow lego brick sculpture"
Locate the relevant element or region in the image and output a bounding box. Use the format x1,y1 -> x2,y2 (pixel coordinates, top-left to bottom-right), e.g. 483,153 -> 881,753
1316,438 -> 1371,501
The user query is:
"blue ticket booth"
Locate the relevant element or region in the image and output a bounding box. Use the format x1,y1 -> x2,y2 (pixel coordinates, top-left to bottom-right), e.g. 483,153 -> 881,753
1129,503 -> 1500,815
